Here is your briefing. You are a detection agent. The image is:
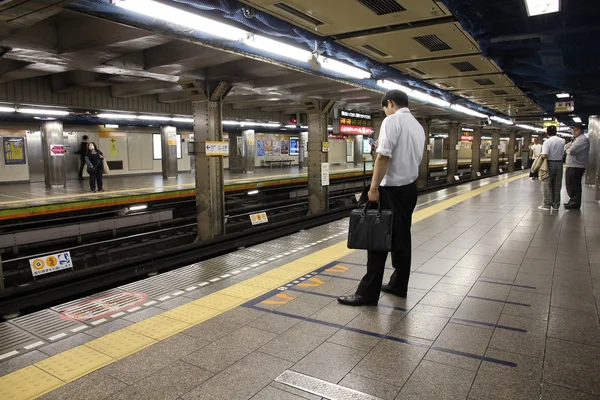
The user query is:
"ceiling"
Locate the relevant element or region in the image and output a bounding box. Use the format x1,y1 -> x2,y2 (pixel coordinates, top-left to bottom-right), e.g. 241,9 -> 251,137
241,0 -> 545,120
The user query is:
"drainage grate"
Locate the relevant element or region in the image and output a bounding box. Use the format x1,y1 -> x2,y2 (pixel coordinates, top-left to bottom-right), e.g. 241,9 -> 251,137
362,45 -> 390,58
450,61 -> 478,72
276,370 -> 381,400
274,2 -> 324,26
412,34 -> 452,52
474,78 -> 495,86
0,323 -> 37,354
408,67 -> 427,76
357,0 -> 406,15
10,309 -> 84,340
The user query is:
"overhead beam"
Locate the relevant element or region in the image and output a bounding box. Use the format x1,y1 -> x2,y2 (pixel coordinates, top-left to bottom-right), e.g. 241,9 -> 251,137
50,70 -> 106,92
111,81 -> 182,98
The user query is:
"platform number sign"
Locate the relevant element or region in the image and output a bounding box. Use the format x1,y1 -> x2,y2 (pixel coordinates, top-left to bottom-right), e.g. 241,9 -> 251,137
29,251 -> 73,277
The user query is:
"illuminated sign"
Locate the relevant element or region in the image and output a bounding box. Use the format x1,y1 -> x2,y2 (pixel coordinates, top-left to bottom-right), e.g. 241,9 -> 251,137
461,135 -> 474,141
289,137 -> 299,156
340,109 -> 373,135
555,101 -> 574,113
340,125 -> 373,135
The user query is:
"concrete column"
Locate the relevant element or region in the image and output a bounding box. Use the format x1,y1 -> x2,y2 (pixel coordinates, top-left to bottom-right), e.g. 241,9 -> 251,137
508,130 -> 516,172
521,131 -> 531,170
353,135 -> 364,166
160,125 -> 178,179
417,118 -> 431,190
491,130 -> 500,176
242,129 -> 256,173
332,108 -> 341,134
446,123 -> 460,184
227,132 -> 243,173
306,99 -> 334,215
41,120 -> 66,188
472,127 -> 482,178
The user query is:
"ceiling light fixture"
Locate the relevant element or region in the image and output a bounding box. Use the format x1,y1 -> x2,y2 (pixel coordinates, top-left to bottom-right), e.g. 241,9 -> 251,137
490,116 -> 514,125
171,117 -> 194,123
572,116 -> 582,123
19,108 -> 69,116
516,124 -> 545,132
128,204 -> 148,211
104,124 -> 119,128
98,113 -> 137,119
556,92 -> 570,98
524,0 -> 560,16
138,115 -> 171,121
377,80 -> 451,109
0,106 -> 15,112
115,0 -> 371,80
247,190 -> 259,195
449,104 -> 488,119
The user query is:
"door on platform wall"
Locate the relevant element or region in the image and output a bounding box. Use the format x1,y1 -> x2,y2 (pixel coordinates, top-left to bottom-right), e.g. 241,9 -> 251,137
63,132 -> 80,180
127,133 -> 153,171
26,131 -> 44,183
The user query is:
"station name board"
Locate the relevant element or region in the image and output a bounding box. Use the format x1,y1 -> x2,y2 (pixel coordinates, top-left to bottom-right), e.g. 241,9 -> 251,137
339,110 -> 373,135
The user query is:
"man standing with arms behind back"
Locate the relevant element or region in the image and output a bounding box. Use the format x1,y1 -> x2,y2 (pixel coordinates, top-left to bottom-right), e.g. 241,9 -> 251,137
564,124 -> 590,209
539,126 -> 565,211
338,89 -> 425,306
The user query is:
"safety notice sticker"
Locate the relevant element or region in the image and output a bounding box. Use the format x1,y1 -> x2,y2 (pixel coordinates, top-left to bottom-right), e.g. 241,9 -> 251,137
29,251 -> 73,277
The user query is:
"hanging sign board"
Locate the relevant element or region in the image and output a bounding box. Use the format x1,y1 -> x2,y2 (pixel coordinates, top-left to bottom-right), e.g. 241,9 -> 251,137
339,110 -> 373,135
321,162 -> 330,186
205,141 -> 229,156
50,144 -> 65,156
29,251 -> 73,277
555,101 -> 574,113
249,212 -> 268,226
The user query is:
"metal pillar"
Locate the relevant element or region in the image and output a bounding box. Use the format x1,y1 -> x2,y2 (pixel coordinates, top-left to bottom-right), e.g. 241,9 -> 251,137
242,129 -> 256,173
446,123 -> 459,184
417,118 -> 431,189
181,79 -> 231,241
507,130 -> 516,172
521,132 -> 531,170
585,116 -> 599,187
306,99 -> 334,215
353,135 -> 364,166
160,125 -> 178,179
471,127 -> 482,178
491,130 -> 500,176
41,120 -> 66,188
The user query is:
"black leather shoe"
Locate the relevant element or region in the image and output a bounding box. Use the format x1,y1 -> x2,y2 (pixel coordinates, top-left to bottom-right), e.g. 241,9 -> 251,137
564,204 -> 580,210
381,284 -> 407,298
337,294 -> 378,306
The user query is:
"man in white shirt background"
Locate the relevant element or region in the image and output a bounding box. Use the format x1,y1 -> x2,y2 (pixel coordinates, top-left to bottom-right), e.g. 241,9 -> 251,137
564,124 -> 590,209
539,125 -> 565,211
529,138 -> 543,180
338,89 -> 425,306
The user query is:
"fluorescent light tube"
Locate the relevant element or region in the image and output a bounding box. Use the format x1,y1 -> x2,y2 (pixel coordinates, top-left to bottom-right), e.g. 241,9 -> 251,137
0,106 -> 15,112
104,124 -> 119,128
171,117 -> 194,123
247,190 -> 259,195
99,113 -> 137,119
516,124 -> 545,132
572,117 -> 582,123
138,115 -> 170,121
450,104 -> 488,119
318,57 -> 372,80
19,108 -> 69,116
490,116 -> 514,125
285,124 -> 297,129
129,204 -> 148,211
556,93 -> 570,98
525,0 -> 560,17
377,80 -> 449,108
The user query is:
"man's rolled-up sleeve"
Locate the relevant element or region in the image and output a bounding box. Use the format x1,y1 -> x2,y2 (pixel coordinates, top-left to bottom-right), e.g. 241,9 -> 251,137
376,117 -> 395,158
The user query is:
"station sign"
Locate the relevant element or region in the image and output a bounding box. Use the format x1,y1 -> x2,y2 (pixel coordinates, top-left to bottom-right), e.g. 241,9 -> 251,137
321,142 -> 330,153
321,162 -> 330,186
29,251 -> 73,277
340,109 -> 373,135
249,212 -> 268,226
555,101 -> 574,113
461,135 -> 474,141
205,141 -> 229,156
50,144 -> 65,156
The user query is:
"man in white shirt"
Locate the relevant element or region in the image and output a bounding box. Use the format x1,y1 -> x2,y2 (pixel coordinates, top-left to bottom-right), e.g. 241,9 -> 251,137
529,139 -> 543,180
338,89 -> 425,306
539,125 -> 565,211
564,124 -> 590,209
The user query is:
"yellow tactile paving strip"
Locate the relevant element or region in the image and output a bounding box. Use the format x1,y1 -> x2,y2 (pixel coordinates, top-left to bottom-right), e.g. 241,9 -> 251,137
0,172 -> 527,400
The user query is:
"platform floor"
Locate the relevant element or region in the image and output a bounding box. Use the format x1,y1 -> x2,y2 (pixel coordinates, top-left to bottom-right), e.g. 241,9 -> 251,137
2,171 -> 597,400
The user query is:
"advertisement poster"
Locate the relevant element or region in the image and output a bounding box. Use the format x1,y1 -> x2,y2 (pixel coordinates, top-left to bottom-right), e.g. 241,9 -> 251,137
256,139 -> 265,156
272,141 -> 281,156
289,137 -> 299,156
3,136 -> 26,165
280,140 -> 289,155
265,138 -> 273,155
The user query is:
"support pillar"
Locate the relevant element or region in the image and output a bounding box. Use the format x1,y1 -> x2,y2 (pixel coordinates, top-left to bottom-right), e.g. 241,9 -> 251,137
41,120 -> 66,188
521,132 -> 531,170
306,99 -> 334,215
242,129 -> 256,173
417,118 -> 431,189
472,127 -> 482,178
507,130 -> 516,172
491,130 -> 500,176
353,135 -> 364,166
180,79 -> 231,241
161,125 -> 178,179
446,123 -> 459,184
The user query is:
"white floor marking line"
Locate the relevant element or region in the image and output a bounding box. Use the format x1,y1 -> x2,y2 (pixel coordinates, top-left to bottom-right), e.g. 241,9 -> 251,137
231,271 -> 241,275
158,296 -> 172,301
144,300 -> 158,306
198,282 -> 209,287
0,350 -> 18,360
111,312 -> 126,318
209,278 -> 221,282
24,341 -> 45,350
71,326 -> 88,333
220,274 -> 231,278
185,286 -> 197,291
48,333 -> 67,341
172,291 -> 185,296
127,307 -> 142,313
90,319 -> 107,326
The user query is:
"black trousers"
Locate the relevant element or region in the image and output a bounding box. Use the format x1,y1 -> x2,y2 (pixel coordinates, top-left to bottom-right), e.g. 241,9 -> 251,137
565,167 -> 585,207
89,171 -> 103,191
356,182 -> 418,300
78,158 -> 85,178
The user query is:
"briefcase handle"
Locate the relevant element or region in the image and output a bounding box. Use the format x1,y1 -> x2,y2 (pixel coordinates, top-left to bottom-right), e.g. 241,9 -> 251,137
359,201 -> 382,218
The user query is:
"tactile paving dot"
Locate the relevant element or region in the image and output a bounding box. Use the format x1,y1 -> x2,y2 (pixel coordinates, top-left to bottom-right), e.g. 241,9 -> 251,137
243,276 -> 287,289
219,283 -> 269,300
0,365 -> 63,399
163,304 -> 220,324
35,345 -> 113,382
126,315 -> 190,340
86,329 -> 156,359
192,293 -> 244,311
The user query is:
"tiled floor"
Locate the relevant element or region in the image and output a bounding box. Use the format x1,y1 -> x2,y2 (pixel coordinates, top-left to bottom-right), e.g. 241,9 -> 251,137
3,175 -> 600,399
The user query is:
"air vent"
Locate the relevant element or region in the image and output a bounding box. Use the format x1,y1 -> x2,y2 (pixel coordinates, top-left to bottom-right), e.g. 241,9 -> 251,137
490,90 -> 508,95
274,3 -> 324,26
504,98 -> 518,102
408,67 -> 426,76
412,34 -> 452,52
515,103 -> 526,107
450,61 -> 478,73
357,0 -> 406,15
474,79 -> 495,86
361,45 -> 390,58
437,81 -> 453,89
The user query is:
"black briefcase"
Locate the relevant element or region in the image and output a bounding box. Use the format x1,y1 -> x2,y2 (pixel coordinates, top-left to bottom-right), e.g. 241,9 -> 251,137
347,203 -> 394,252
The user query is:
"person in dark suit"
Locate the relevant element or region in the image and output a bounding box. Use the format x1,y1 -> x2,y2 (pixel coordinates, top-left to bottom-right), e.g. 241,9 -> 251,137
75,135 -> 89,180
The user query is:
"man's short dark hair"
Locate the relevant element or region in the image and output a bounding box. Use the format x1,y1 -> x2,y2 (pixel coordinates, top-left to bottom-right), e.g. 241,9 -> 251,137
82,135 -> 89,141
546,125 -> 557,136
382,89 -> 409,108
573,123 -> 584,131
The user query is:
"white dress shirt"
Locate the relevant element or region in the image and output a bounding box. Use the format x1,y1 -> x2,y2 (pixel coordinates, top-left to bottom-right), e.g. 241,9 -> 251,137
376,108 -> 425,186
542,135 -> 565,161
530,144 -> 542,158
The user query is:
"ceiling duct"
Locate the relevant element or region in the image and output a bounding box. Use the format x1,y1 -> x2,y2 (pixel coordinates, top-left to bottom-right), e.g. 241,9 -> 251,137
491,89 -> 509,95
412,34 -> 452,52
450,61 -> 478,72
357,0 -> 406,15
273,3 -> 324,26
474,78 -> 495,86
408,67 -> 427,76
361,44 -> 390,58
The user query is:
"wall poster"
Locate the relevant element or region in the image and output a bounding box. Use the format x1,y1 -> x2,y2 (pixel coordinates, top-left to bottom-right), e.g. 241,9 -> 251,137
289,137 -> 299,156
280,140 -> 289,155
3,136 -> 26,165
256,139 -> 265,156
265,138 -> 273,155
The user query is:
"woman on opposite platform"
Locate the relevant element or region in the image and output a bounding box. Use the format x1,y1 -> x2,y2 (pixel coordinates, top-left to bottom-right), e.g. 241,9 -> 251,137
85,142 -> 105,193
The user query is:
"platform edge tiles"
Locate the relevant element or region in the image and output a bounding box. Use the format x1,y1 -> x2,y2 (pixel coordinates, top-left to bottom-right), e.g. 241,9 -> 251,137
0,173 -> 527,400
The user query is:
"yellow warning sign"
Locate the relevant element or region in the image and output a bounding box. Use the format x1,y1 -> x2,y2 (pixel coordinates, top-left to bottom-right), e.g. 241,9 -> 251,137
110,138 -> 118,157
31,259 -> 45,271
29,251 -> 73,277
249,212 -> 269,226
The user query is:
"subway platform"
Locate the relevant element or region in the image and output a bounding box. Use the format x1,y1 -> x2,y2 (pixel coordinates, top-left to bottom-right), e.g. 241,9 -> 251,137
1,172 -> 598,400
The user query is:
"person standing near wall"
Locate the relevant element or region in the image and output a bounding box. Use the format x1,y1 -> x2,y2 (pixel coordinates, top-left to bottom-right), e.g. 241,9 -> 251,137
564,124 -> 590,209
539,126 -> 565,211
75,135 -> 89,180
85,142 -> 105,193
529,138 -> 543,180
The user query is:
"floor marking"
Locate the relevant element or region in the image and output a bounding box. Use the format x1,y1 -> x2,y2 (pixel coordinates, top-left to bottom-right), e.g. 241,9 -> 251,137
48,333 -> 68,341
241,267 -> 251,271
71,326 -> 88,333
0,350 -> 19,360
451,318 -> 527,332
172,291 -> 185,296
220,274 -> 231,279
158,296 -> 172,301
90,319 -> 107,326
24,341 -> 45,350
198,282 -> 209,287
144,300 -> 158,306
231,270 -> 241,275
111,312 -> 126,318
209,278 -> 221,282
185,286 -> 198,291
478,280 -> 536,289
127,307 -> 142,313
276,370 -> 380,400
467,295 -> 531,307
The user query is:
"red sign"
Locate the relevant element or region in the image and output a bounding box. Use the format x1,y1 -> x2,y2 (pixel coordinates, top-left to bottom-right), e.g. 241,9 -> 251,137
461,135 -> 474,141
50,144 -> 65,156
61,291 -> 147,321
340,125 -> 373,135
